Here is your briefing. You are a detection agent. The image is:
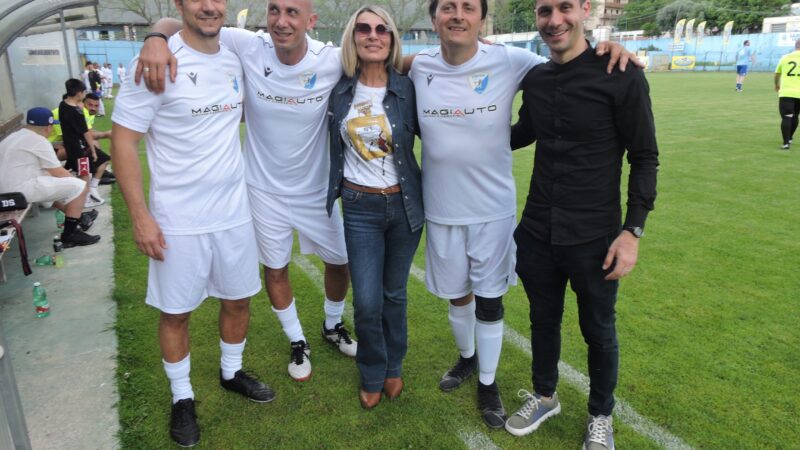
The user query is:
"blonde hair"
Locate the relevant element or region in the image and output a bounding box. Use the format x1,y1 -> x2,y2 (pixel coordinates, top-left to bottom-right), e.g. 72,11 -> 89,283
340,6 -> 403,78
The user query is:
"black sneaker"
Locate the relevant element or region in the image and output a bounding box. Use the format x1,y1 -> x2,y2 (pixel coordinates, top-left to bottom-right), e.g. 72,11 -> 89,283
61,229 -> 100,248
477,381 -> 507,430
170,398 -> 200,447
99,173 -> 116,185
220,369 -> 275,403
79,210 -> 97,231
439,354 -> 477,392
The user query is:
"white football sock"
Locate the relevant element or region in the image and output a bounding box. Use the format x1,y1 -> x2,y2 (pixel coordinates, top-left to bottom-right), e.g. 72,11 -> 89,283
220,339 -> 245,380
324,298 -> 345,330
449,301 -> 476,358
273,299 -> 306,343
476,319 -> 504,385
163,354 -> 194,404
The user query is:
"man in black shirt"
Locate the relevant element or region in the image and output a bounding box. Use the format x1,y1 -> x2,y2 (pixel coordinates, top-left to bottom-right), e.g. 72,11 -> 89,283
59,79 -> 109,207
503,0 -> 658,448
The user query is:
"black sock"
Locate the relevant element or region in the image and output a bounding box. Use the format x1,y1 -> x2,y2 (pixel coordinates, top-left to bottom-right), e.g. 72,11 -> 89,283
63,217 -> 80,236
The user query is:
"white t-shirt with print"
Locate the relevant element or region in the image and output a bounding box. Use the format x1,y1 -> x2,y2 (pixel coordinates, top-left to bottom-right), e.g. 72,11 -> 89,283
112,33 -> 249,235
220,28 -> 342,195
341,82 -> 398,188
0,128 -> 61,192
409,43 -> 546,225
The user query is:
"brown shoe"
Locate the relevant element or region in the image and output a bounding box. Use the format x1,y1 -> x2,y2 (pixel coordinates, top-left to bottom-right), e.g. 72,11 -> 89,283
359,389 -> 381,409
383,377 -> 403,400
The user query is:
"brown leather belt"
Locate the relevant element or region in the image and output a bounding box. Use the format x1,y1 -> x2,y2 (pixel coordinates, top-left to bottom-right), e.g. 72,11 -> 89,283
343,180 -> 401,195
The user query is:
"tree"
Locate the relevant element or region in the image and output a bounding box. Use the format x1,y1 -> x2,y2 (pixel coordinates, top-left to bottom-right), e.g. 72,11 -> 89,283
378,0 -> 431,38
620,0 -> 791,35
493,0 -> 536,34
106,0 -> 179,25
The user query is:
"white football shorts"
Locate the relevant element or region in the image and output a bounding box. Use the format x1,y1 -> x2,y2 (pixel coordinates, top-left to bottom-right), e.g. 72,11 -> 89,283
425,216 -> 517,299
247,185 -> 348,269
146,222 -> 262,314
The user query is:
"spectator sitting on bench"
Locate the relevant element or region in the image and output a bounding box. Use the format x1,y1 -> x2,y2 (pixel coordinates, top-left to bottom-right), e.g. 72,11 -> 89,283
59,79 -> 111,207
0,107 -> 100,247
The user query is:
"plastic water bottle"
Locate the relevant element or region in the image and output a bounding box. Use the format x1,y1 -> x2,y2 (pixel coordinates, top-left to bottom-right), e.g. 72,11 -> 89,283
53,235 -> 63,253
55,210 -> 65,229
34,255 -> 55,266
32,282 -> 50,318
54,254 -> 65,269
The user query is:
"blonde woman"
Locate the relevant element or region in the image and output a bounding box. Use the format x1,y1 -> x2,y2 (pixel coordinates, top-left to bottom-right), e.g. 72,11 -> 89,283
326,5 -> 422,409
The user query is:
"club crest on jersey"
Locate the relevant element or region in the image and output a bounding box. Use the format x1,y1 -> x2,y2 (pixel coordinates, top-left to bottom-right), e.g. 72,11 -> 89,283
187,72 -> 198,86
300,71 -> 317,89
227,71 -> 240,93
469,73 -> 489,94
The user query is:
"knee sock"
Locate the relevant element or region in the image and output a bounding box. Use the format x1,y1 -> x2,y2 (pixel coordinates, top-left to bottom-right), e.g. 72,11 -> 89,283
90,177 -> 100,189
782,116 -> 794,144
273,299 -> 306,343
163,354 -> 194,404
448,301 -> 476,358
476,320 -> 504,385
220,339 -> 245,380
323,298 -> 345,330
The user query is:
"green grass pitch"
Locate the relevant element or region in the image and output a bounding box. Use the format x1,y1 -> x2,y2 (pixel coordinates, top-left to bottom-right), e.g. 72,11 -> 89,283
101,71 -> 799,449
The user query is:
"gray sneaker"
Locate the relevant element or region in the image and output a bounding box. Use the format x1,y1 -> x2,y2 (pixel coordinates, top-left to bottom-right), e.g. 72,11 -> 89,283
504,390 -> 561,436
582,414 -> 615,450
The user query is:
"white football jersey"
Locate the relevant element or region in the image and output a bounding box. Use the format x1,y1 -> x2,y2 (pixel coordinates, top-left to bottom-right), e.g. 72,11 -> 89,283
409,43 -> 546,225
113,33 -> 250,235
220,28 -> 342,195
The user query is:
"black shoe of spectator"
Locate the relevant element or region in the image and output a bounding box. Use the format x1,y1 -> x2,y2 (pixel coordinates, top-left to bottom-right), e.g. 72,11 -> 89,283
99,173 -> 116,185
170,398 -> 200,447
61,229 -> 100,248
79,210 -> 97,231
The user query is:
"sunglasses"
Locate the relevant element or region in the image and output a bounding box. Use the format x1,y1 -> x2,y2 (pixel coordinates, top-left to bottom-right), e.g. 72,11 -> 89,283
354,22 -> 392,37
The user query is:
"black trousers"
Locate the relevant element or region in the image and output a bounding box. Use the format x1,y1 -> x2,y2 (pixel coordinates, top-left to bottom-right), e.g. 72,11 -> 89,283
514,226 -> 619,416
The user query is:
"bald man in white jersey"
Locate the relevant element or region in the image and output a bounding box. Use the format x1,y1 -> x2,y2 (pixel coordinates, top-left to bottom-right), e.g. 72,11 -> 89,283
137,0 -> 357,383
112,0 -> 274,446
408,0 -> 636,430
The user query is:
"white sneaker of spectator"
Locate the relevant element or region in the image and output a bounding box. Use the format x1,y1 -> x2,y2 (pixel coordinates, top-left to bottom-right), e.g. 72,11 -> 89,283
85,190 -> 105,208
89,188 -> 104,204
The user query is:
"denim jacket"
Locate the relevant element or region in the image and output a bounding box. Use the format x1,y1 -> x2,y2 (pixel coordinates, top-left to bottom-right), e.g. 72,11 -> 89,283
326,68 -> 424,232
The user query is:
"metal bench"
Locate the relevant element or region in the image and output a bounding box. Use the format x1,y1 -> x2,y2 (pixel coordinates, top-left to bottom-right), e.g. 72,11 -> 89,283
0,203 -> 33,284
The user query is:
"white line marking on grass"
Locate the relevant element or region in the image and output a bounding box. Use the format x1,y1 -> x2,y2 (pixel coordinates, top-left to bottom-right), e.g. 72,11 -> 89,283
293,254 -> 496,450
456,430 -> 501,450
410,264 -> 693,450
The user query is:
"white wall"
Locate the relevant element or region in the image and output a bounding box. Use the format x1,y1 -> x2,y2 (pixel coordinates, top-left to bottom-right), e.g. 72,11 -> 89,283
7,30 -> 81,114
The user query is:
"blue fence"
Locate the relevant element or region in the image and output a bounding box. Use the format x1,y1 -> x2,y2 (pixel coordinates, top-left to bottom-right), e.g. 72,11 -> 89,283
81,31 -> 800,78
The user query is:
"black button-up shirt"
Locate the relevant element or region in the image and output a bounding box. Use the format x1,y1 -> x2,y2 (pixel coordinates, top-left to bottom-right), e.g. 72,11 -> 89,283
511,45 -> 659,245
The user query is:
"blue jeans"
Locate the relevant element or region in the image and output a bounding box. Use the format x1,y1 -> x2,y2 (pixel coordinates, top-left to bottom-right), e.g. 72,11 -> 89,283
341,186 -> 422,393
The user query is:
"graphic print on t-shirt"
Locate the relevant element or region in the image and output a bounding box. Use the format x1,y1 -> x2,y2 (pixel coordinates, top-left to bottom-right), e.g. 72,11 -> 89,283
346,108 -> 393,161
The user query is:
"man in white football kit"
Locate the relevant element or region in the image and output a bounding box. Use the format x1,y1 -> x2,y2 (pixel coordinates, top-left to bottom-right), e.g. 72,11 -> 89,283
408,0 -> 545,429
138,0 -> 356,382
112,0 -> 273,446
117,62 -> 127,85
409,0 -> 633,430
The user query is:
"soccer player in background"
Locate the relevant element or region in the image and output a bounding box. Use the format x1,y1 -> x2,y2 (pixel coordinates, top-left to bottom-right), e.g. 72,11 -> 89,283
774,39 -> 800,150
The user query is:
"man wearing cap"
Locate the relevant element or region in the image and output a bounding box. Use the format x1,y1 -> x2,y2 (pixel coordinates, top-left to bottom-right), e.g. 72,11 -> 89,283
0,108 -> 100,247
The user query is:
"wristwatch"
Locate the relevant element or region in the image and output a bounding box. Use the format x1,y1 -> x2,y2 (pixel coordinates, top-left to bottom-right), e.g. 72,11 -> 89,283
622,226 -> 644,238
